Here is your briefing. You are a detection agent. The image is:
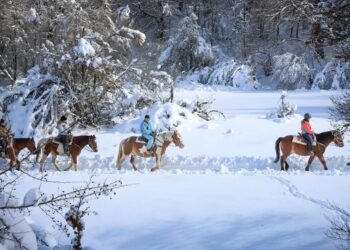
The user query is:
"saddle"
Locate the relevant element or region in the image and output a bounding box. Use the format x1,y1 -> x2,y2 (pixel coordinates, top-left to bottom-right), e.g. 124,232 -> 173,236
51,136 -> 73,155
135,136 -> 148,144
292,134 -> 317,146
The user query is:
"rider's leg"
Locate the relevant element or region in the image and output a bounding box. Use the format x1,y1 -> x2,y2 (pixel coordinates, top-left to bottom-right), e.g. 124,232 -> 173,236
144,135 -> 154,151
302,134 -> 313,153
60,135 -> 69,153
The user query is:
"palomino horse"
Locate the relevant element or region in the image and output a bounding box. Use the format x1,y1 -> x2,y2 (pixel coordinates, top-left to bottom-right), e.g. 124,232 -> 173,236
38,135 -> 98,172
274,130 -> 344,171
116,131 -> 184,171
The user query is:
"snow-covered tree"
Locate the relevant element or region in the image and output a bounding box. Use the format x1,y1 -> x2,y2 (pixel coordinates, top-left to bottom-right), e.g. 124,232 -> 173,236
160,13 -> 215,75
331,91 -> 350,133
273,53 -> 313,90
276,91 -> 297,118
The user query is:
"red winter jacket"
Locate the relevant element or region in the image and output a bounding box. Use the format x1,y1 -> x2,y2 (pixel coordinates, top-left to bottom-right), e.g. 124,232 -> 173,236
301,120 -> 315,135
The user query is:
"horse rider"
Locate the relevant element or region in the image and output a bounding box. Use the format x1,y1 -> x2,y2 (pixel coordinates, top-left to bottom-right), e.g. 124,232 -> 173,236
140,115 -> 154,152
0,119 -> 12,157
301,113 -> 316,156
56,115 -> 72,154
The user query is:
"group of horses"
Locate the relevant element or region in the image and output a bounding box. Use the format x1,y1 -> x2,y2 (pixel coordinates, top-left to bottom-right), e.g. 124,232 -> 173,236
0,129 -> 345,172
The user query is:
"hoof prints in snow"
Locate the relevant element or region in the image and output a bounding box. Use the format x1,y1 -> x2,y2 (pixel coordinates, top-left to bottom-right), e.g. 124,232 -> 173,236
14,154 -> 350,175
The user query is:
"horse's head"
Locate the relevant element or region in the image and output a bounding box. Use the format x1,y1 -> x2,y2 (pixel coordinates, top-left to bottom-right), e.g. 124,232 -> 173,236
333,130 -> 344,147
88,135 -> 98,152
171,130 -> 184,148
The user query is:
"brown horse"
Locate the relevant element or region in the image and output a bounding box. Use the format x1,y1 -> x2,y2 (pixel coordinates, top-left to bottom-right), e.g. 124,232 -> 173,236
274,130 -> 344,171
116,131 -> 185,171
0,138 -> 18,169
13,138 -> 37,158
39,135 -> 98,172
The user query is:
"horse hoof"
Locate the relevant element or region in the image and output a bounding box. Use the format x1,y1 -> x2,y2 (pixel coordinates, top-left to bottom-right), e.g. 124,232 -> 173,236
324,168 -> 328,171
305,168 -> 309,171
151,167 -> 159,172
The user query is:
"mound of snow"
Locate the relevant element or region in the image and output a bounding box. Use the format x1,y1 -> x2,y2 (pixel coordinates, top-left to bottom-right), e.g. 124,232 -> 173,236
23,188 -> 46,206
73,38 -> 96,58
118,102 -> 203,133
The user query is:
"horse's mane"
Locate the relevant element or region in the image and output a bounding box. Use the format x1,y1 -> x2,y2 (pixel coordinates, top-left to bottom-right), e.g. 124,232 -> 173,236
316,131 -> 334,141
14,138 -> 33,142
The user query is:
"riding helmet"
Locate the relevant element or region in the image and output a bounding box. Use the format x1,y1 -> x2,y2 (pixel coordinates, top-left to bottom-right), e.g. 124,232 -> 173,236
60,115 -> 67,121
304,113 -> 311,120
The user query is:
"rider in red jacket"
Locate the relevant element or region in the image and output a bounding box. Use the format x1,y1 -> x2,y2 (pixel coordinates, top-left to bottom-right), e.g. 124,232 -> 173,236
301,113 -> 316,155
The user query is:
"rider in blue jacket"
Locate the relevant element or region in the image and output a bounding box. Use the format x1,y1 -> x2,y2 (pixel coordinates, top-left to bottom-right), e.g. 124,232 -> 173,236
140,115 -> 154,151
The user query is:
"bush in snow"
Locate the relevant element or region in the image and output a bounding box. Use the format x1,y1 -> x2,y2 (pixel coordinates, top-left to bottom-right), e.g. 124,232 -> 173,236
276,91 -> 297,118
198,60 -> 259,89
178,97 -> 225,121
272,53 -> 313,90
267,91 -> 297,119
313,60 -> 350,89
0,168 -> 122,249
159,13 -> 216,75
330,91 -> 350,133
326,203 -> 350,249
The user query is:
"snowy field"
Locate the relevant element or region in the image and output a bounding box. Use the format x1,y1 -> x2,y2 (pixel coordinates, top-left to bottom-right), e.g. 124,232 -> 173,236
7,87 -> 350,249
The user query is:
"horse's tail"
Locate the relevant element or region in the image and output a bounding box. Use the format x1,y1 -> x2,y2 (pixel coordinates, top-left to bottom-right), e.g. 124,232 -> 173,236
116,139 -> 125,169
274,137 -> 283,163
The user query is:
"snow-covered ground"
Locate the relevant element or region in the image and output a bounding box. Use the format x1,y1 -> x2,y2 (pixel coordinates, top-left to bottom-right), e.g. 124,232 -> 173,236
6,86 -> 350,249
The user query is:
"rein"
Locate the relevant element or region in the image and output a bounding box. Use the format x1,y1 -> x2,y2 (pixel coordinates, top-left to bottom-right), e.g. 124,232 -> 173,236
71,136 -> 95,152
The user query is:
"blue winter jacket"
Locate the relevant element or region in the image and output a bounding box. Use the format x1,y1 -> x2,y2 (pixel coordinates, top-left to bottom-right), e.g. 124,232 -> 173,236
140,120 -> 153,136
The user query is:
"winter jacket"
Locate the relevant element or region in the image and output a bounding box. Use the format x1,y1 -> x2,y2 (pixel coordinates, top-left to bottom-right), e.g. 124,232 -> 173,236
141,120 -> 153,136
301,119 -> 315,135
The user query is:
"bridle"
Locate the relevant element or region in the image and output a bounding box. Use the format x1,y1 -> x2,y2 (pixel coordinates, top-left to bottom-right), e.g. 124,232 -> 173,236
332,131 -> 344,147
72,135 -> 97,152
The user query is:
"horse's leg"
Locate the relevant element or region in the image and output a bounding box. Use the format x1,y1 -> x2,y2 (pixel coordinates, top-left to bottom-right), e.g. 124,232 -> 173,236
51,153 -> 61,171
130,155 -> 139,171
280,155 -> 288,171
39,153 -> 48,172
305,155 -> 315,171
285,160 -> 290,171
151,153 -> 162,172
117,153 -> 127,170
71,154 -> 78,171
317,154 -> 328,171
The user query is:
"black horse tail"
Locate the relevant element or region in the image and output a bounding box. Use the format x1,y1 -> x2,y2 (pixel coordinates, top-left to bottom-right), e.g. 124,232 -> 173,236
274,137 -> 282,163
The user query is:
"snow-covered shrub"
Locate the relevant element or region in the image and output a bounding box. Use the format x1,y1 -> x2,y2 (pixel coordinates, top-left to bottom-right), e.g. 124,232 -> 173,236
179,97 -> 225,121
0,67 -> 66,137
272,53 -> 313,89
326,203 -> 350,249
0,193 -> 37,250
330,91 -> 350,132
198,60 -> 259,89
120,102 -> 204,133
159,13 -> 215,75
313,60 -> 350,89
276,91 -> 297,118
267,91 -> 297,119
